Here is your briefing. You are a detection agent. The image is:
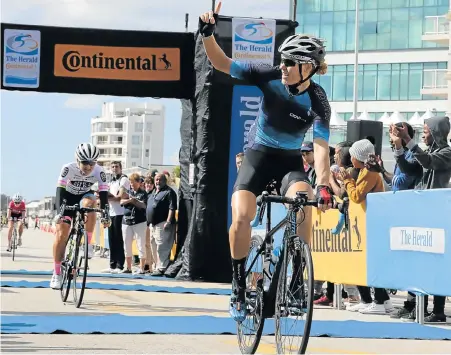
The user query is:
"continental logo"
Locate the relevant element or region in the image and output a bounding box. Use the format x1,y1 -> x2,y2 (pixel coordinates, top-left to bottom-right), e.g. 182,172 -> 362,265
54,44 -> 180,81
311,216 -> 362,253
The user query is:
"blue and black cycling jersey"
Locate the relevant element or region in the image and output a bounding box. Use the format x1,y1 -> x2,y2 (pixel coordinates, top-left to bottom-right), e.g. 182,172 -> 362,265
230,60 -> 331,151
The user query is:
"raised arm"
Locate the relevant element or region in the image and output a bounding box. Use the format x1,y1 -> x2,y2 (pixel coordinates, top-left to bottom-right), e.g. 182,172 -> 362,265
199,2 -> 232,74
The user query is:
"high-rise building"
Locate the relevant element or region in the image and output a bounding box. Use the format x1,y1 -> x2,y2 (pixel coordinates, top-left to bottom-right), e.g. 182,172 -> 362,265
295,0 -> 449,121
90,102 -> 165,169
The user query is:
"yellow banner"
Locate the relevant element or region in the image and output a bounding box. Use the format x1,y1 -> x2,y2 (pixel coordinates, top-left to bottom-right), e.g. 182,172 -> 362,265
311,201 -> 367,286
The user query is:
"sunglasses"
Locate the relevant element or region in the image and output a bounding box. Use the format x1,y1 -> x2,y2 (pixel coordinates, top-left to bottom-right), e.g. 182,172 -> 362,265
281,58 -> 296,67
80,161 -> 96,166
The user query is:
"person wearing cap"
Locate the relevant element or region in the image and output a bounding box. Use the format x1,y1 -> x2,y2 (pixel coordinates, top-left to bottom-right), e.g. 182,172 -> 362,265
301,141 -> 316,189
337,139 -> 393,315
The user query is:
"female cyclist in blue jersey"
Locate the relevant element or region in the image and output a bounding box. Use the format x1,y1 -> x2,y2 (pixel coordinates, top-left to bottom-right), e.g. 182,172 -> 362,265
199,2 -> 334,321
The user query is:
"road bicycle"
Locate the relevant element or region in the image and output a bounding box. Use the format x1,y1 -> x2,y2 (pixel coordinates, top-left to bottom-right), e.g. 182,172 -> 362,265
9,217 -> 22,261
59,200 -> 107,308
237,190 -> 349,354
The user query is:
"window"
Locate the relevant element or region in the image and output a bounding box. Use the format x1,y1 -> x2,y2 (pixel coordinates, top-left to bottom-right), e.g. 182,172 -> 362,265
363,67 -> 377,100
318,62 -> 446,101
332,68 -> 347,101
146,122 -> 152,132
131,162 -> 137,167
145,135 -> 151,143
135,122 -> 143,131
145,149 -> 149,158
131,149 -> 140,158
296,0 -> 446,51
132,135 -> 141,145
96,136 -> 108,144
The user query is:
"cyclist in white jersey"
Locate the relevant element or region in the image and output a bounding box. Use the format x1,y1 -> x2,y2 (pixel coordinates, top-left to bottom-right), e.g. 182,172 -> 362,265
50,143 -> 111,289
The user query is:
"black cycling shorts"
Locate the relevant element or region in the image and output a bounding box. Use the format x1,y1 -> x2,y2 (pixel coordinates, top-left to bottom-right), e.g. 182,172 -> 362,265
233,147 -> 309,197
61,191 -> 96,218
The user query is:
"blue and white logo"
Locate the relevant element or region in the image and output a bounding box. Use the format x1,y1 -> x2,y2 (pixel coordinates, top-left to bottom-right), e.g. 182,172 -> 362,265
3,29 -> 41,88
232,18 -> 276,66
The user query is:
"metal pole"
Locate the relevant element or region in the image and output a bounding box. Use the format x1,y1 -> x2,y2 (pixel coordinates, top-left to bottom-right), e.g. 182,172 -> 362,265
185,13 -> 189,33
291,0 -> 298,22
141,115 -> 145,167
334,284 -> 343,310
211,0 -> 216,11
352,0 -> 360,120
416,295 -> 425,325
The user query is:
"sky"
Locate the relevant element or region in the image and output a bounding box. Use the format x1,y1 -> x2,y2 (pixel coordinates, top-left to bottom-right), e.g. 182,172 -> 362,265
0,0 -> 290,201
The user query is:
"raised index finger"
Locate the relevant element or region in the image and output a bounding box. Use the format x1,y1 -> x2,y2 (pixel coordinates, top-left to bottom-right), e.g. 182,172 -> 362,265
214,1 -> 222,14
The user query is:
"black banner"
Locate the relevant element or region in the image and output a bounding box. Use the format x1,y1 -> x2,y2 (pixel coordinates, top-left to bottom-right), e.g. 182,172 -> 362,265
1,23 -> 195,99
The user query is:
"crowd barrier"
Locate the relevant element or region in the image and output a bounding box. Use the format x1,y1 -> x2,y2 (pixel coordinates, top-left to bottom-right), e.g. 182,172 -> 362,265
252,188 -> 451,322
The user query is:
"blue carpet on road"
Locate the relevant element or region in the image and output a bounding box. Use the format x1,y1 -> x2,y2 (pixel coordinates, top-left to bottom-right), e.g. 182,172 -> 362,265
1,280 -> 229,296
2,315 -> 451,340
0,269 -> 180,281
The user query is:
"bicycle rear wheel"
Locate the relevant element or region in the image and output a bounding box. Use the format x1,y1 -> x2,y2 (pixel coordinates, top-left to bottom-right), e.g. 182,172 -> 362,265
73,230 -> 89,308
237,235 -> 266,354
275,236 -> 314,354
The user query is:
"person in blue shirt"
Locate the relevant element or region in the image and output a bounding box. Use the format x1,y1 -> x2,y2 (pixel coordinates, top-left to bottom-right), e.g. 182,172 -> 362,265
378,122 -> 422,191
199,2 -> 335,321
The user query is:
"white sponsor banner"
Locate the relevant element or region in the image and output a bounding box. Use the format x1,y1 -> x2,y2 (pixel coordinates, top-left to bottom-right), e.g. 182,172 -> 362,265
390,227 -> 445,254
231,18 -> 276,66
3,29 -> 41,88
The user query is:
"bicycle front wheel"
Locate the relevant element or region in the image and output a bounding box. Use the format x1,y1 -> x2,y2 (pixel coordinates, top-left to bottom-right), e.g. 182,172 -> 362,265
237,235 -> 266,354
73,230 -> 89,308
275,236 -> 314,354
12,229 -> 17,261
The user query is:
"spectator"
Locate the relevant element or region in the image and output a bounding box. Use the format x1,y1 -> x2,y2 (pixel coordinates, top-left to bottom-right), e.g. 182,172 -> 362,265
103,161 -> 129,274
236,152 -> 244,172
144,176 -> 155,273
378,122 -> 422,192
338,139 -> 393,315
391,116 -> 451,323
144,176 -> 155,194
163,170 -> 178,197
314,142 -> 360,307
147,173 -> 177,276
150,169 -> 159,178
120,173 -> 148,274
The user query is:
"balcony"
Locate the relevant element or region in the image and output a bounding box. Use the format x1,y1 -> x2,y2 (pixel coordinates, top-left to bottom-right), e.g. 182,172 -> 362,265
422,15 -> 449,45
96,139 -> 126,146
421,69 -> 448,97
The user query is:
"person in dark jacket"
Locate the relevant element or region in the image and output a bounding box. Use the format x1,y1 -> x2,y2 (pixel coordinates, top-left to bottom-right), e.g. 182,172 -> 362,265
379,122 -> 423,191
391,116 -> 451,323
147,173 -> 177,276
393,116 -> 451,190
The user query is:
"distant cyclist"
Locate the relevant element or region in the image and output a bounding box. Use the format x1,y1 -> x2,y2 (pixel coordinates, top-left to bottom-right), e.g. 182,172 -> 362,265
6,193 -> 26,251
50,143 -> 111,289
199,2 -> 335,321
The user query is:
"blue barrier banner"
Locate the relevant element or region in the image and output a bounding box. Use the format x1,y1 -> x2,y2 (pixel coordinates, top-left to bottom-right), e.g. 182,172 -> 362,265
366,189 -> 451,296
227,85 -> 263,227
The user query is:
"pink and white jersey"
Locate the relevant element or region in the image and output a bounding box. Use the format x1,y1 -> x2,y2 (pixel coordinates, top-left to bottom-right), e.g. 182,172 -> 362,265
57,162 -> 109,195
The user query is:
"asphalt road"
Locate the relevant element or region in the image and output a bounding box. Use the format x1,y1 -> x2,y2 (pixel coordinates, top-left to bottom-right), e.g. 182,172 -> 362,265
1,227 -> 450,354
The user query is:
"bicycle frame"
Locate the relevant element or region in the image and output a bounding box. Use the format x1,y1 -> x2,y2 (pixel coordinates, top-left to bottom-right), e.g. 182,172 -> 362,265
245,202 -> 297,283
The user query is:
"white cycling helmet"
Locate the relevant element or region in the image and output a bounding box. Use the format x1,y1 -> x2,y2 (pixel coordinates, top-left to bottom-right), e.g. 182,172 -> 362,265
278,34 -> 326,65
13,193 -> 22,203
75,143 -> 100,162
